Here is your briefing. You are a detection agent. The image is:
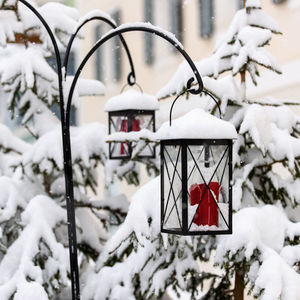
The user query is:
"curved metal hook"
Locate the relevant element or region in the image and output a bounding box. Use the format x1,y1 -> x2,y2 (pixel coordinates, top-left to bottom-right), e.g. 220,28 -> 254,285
63,15 -> 136,86
66,23 -> 204,128
169,89 -> 223,127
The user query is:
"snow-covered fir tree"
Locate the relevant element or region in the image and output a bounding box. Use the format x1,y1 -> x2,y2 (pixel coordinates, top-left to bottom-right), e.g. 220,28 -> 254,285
82,1 -> 300,299
1,0 -> 300,299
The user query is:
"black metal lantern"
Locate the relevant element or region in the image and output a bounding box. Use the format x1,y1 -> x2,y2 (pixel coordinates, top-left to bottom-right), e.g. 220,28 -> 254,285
105,88 -> 158,159
160,108 -> 237,235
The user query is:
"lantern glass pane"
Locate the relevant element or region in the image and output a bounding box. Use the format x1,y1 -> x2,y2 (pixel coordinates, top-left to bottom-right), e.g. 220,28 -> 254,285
132,113 -> 155,157
187,144 -> 230,232
162,145 -> 183,231
110,115 -> 130,157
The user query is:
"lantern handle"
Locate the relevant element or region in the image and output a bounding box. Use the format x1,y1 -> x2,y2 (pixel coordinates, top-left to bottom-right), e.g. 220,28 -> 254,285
120,82 -> 143,94
169,89 -> 222,127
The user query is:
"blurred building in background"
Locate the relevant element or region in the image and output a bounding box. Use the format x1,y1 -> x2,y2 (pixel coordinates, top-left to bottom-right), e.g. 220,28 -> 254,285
76,0 -> 300,123
75,0 -> 300,197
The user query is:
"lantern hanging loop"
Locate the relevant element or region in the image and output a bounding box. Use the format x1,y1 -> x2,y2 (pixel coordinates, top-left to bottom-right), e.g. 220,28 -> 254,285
120,81 -> 143,93
67,23 -> 204,128
169,89 -> 222,126
63,15 -> 136,86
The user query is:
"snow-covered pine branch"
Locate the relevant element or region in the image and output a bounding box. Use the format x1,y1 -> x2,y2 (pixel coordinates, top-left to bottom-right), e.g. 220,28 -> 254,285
215,205 -> 300,299
157,0 -> 281,100
0,195 -> 69,299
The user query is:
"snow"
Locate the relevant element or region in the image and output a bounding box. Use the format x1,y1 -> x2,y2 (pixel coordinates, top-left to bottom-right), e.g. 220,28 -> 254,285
233,41 -> 281,76
0,123 -> 29,154
77,10 -> 116,31
106,108 -> 237,148
89,194 -> 129,213
17,1 -> 41,32
38,2 -> 79,36
21,122 -> 107,174
106,108 -> 237,145
0,0 -> 17,7
0,195 -> 69,299
77,208 -> 107,253
239,104 -> 300,167
247,10 -> 281,34
14,282 -> 48,300
0,46 -> 57,91
246,0 -> 261,9
268,175 -> 300,207
238,26 -> 271,47
215,205 -> 300,298
105,128 -> 156,142
156,108 -> 237,140
82,177 -> 161,299
0,177 -> 26,223
104,88 -> 159,112
0,10 -> 22,46
102,21 -> 183,50
65,76 -> 105,108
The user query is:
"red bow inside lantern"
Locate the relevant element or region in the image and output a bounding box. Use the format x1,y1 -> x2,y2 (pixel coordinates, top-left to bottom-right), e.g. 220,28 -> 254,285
189,182 -> 220,227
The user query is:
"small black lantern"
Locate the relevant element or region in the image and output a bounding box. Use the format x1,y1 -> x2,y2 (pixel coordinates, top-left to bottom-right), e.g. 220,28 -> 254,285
105,88 -> 158,159
159,108 -> 237,235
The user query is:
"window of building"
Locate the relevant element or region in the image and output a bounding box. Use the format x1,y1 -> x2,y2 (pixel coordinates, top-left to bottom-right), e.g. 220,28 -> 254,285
237,0 -> 244,9
111,9 -> 122,82
272,0 -> 286,4
169,0 -> 183,47
94,24 -> 103,82
144,0 -> 154,65
199,0 -> 214,39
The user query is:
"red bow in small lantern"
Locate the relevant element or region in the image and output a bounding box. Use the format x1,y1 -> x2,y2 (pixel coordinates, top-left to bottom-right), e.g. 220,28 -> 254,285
120,118 -> 141,155
189,182 -> 220,227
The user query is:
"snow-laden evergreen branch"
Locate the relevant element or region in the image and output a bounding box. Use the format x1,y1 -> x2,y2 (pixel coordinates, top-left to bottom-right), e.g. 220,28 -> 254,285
215,205 -> 300,299
0,195 -> 69,299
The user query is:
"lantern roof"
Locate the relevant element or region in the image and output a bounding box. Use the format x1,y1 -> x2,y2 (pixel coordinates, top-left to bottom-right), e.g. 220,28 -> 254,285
104,88 -> 159,112
157,108 -> 238,140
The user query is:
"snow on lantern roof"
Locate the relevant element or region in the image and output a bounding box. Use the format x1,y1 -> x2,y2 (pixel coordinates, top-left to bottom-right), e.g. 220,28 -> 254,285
104,88 -> 159,112
157,109 -> 237,140
246,0 -> 261,9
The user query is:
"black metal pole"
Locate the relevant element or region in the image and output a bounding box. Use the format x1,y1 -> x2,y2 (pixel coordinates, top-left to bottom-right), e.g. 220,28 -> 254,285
18,1 -> 80,299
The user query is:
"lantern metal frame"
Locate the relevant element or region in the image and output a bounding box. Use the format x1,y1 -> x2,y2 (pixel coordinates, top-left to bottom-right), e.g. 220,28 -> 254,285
160,138 -> 233,236
108,109 -> 156,159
